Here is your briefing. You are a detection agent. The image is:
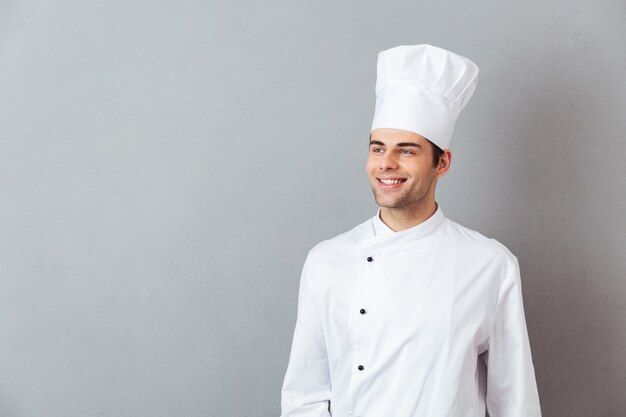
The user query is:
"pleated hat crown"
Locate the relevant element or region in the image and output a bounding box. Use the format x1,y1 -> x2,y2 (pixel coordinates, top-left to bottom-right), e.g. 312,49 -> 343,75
371,44 -> 479,150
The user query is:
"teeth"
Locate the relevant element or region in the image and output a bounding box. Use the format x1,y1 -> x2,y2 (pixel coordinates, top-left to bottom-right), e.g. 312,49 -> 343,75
380,179 -> 404,185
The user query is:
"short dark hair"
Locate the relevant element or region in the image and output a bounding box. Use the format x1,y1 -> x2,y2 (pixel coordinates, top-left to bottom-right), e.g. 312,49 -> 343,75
429,140 -> 444,167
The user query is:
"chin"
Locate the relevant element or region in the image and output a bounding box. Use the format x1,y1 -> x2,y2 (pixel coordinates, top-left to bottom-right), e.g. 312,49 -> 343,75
374,196 -> 402,209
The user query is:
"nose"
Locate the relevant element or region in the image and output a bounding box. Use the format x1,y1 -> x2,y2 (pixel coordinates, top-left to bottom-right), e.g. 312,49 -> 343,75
379,151 -> 398,170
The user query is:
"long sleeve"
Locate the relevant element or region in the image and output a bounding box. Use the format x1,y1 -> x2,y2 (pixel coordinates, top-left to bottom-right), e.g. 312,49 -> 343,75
280,253 -> 332,417
484,258 -> 542,417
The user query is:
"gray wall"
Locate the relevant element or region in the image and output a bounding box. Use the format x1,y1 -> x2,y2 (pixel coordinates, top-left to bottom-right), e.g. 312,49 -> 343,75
1,1 -> 625,416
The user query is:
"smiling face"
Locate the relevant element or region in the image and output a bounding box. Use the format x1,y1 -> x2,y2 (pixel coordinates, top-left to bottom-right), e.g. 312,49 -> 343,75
366,128 -> 451,213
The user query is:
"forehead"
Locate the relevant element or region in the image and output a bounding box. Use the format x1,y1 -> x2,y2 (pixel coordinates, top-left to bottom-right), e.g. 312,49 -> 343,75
370,128 -> 428,146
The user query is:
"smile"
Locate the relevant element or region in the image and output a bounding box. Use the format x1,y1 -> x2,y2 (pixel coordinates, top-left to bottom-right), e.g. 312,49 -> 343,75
377,178 -> 407,187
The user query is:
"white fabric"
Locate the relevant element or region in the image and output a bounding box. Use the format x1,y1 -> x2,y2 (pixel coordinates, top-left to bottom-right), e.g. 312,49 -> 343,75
280,206 -> 541,417
372,208 -> 395,236
371,44 -> 479,150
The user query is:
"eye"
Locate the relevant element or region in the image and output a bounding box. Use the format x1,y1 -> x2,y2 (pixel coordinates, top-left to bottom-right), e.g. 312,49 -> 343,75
370,147 -> 384,153
399,149 -> 413,155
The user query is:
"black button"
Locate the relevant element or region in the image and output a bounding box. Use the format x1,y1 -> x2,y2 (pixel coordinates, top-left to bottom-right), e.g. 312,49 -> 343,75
357,365 -> 364,371
366,256 -> 373,262
359,308 -> 366,314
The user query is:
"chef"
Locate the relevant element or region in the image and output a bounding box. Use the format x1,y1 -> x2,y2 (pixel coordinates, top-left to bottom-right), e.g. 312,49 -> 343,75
280,44 -> 541,417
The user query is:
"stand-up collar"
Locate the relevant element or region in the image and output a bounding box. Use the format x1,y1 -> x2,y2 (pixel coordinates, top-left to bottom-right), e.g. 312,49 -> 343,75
359,204 -> 446,254
372,209 -> 396,236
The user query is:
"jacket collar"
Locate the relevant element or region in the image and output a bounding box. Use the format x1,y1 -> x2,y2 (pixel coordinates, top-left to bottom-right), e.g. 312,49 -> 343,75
357,204 -> 446,255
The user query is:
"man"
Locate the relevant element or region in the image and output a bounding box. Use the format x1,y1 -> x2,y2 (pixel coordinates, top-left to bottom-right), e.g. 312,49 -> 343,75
280,44 -> 541,417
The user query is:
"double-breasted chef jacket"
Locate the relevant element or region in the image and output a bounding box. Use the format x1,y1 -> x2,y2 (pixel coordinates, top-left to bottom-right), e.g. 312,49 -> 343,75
280,205 -> 541,417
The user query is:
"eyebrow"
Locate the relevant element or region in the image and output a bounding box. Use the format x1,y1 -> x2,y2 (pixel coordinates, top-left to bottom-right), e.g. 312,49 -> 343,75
369,140 -> 422,148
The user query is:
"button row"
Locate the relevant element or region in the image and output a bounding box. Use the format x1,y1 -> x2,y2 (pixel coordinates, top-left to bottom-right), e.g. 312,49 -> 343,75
359,256 -> 373,373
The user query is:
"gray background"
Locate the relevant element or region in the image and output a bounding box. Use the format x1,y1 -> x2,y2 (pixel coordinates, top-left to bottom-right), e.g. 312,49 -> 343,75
1,0 -> 625,416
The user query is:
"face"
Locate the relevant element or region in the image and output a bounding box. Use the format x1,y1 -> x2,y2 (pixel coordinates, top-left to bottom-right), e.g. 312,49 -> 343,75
366,128 -> 450,211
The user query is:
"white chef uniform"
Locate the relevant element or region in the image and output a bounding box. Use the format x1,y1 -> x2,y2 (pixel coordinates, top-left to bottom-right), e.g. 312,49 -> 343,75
281,43 -> 541,417
280,204 -> 541,416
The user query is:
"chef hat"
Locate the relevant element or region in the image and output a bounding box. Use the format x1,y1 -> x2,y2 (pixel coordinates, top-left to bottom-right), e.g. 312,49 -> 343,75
371,44 -> 479,150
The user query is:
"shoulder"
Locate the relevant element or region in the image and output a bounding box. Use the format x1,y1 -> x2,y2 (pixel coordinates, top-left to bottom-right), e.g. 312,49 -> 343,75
441,217 -> 518,268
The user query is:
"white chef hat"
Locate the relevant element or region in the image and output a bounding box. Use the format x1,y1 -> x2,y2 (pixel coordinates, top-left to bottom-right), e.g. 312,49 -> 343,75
371,44 -> 479,150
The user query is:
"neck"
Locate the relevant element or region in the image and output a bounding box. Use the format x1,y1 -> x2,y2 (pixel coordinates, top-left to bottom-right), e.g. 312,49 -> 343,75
379,200 -> 438,232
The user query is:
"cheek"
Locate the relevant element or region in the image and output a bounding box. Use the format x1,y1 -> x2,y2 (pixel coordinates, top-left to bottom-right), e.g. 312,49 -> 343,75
404,164 -> 432,180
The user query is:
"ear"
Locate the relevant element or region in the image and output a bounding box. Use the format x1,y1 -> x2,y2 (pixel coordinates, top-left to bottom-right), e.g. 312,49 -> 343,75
435,149 -> 452,179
